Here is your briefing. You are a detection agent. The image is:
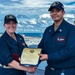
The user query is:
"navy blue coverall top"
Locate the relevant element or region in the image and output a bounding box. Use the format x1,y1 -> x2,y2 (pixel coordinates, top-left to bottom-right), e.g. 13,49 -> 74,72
38,19 -> 75,70
0,31 -> 27,75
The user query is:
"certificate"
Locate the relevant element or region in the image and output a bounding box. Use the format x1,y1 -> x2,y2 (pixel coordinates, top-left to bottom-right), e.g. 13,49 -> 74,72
20,48 -> 41,65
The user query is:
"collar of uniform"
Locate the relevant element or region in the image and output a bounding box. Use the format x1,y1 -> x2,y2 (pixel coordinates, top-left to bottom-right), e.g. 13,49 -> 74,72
50,25 -> 55,34
50,19 -> 65,34
56,19 -> 65,32
2,31 -> 17,44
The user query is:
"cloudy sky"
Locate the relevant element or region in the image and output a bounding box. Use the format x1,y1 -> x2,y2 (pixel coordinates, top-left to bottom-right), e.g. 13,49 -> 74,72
0,0 -> 75,33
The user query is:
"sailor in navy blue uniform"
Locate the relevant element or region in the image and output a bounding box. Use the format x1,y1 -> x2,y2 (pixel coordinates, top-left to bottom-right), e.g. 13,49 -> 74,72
0,14 -> 36,75
38,1 -> 75,75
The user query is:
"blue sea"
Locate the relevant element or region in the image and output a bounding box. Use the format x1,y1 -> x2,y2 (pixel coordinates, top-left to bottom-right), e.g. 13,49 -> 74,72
20,33 -> 43,37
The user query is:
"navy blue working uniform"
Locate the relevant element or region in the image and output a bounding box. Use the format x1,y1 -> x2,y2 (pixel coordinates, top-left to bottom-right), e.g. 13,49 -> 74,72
38,19 -> 75,75
0,31 -> 27,75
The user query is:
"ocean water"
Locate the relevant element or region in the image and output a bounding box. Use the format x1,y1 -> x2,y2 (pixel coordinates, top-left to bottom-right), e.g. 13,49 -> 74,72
0,33 -> 43,37
20,33 -> 43,37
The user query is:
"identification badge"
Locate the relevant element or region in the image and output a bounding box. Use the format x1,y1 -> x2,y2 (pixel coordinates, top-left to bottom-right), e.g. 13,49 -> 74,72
57,36 -> 65,42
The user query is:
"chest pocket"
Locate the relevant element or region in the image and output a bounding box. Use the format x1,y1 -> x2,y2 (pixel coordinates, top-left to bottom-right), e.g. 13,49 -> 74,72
7,41 -> 19,53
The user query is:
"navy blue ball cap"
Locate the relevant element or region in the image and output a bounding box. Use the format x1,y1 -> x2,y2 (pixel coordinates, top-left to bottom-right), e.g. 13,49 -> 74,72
48,1 -> 64,11
4,14 -> 18,24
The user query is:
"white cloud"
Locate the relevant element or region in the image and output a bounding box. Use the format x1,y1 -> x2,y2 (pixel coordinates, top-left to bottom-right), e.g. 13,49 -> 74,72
65,4 -> 75,9
0,0 -> 75,10
0,4 -> 5,8
64,14 -> 75,18
20,0 -> 50,7
29,19 -> 37,25
0,0 -> 75,33
17,24 -> 23,27
41,20 -> 47,24
39,14 -> 50,19
22,21 -> 28,24
11,0 -> 19,1
49,0 -> 75,3
26,25 -> 34,28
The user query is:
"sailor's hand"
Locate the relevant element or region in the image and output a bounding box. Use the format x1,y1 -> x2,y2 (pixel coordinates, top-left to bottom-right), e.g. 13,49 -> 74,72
18,57 -> 21,61
26,66 -> 37,74
39,54 -> 48,61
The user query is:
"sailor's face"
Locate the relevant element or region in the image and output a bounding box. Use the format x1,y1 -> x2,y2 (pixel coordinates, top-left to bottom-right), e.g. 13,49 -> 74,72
4,20 -> 17,34
50,8 -> 65,22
